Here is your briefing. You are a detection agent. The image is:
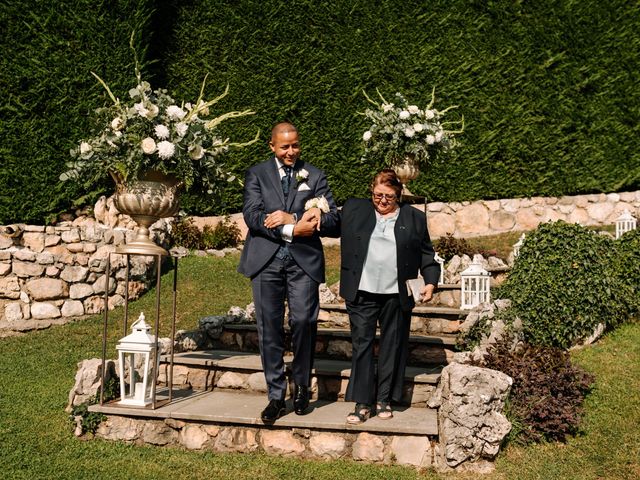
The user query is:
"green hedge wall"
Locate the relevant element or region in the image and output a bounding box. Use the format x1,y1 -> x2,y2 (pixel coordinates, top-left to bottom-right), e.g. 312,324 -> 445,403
161,0 -> 640,214
0,0 -> 153,224
2,0 -> 639,221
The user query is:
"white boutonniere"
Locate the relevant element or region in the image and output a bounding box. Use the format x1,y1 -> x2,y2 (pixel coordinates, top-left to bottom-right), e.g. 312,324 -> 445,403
304,195 -> 330,213
296,168 -> 309,183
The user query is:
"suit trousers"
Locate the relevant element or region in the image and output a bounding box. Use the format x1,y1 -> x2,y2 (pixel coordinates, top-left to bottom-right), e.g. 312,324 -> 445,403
345,291 -> 411,405
251,255 -> 319,401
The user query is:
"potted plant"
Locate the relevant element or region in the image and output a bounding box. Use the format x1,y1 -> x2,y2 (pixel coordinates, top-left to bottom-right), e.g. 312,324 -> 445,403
61,35 -> 258,255
360,88 -> 463,195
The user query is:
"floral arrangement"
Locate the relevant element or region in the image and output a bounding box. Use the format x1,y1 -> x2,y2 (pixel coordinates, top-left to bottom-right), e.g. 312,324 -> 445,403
360,88 -> 463,166
304,195 -> 330,213
295,168 -> 309,183
61,37 -> 258,194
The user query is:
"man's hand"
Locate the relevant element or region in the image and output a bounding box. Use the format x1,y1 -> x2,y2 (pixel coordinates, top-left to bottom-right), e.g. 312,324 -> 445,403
301,207 -> 322,231
293,216 -> 319,237
420,284 -> 435,303
264,210 -> 295,229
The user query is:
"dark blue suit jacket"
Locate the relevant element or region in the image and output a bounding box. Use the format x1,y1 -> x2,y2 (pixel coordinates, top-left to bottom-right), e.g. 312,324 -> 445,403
238,157 -> 339,283
339,198 -> 440,310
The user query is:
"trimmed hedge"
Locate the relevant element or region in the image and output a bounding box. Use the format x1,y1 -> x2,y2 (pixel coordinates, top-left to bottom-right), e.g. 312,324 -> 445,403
2,0 -> 640,221
161,0 -> 640,214
0,0 -> 153,224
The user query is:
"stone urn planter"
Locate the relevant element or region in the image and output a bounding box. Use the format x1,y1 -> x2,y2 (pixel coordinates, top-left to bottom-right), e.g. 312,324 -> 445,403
111,171 -> 182,255
391,153 -> 420,197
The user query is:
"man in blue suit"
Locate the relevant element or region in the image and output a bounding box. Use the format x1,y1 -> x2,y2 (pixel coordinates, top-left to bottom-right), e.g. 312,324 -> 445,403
238,122 -> 339,422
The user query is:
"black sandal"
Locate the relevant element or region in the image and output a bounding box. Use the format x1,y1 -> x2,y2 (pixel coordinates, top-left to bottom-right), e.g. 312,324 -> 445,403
346,403 -> 371,424
376,401 -> 393,420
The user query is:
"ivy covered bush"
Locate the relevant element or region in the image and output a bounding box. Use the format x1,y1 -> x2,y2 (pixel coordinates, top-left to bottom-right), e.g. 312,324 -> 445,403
481,340 -> 594,444
170,216 -> 240,251
496,221 -> 634,349
613,228 -> 640,316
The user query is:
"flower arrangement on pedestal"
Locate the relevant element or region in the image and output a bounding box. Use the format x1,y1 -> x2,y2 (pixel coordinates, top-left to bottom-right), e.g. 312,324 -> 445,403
60,35 -> 258,254
61,36 -> 258,195
360,88 -> 463,193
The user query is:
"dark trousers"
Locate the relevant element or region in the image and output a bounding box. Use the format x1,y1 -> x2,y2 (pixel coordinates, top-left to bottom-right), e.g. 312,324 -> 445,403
251,255 -> 319,401
345,291 -> 411,405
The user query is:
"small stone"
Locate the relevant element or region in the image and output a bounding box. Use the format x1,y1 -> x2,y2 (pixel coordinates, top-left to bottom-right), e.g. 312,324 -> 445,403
391,435 -> 431,467
61,300 -> 85,317
25,278 -> 69,300
247,373 -> 268,392
93,275 -> 116,294
70,283 -> 95,299
13,249 -> 37,262
22,232 -> 45,252
0,263 -> 10,275
4,302 -> 23,322
11,261 -> 44,278
44,235 -> 61,247
216,371 -> 247,389
179,424 -> 209,450
61,229 -> 81,243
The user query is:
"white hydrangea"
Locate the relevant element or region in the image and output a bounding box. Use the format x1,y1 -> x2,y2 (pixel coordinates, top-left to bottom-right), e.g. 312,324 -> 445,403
134,102 -> 149,118
175,122 -> 188,137
166,105 -> 186,121
145,104 -> 159,119
363,130 -> 372,141
424,109 -> 435,120
404,127 -> 415,137
426,135 -> 436,145
413,123 -> 424,132
157,140 -> 176,159
407,105 -> 420,114
435,130 -> 444,142
382,103 -> 395,113
399,110 -> 411,120
154,124 -> 170,139
79,142 -> 92,155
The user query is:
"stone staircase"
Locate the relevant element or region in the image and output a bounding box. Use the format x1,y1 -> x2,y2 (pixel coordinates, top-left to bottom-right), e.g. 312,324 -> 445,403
89,282 -> 470,468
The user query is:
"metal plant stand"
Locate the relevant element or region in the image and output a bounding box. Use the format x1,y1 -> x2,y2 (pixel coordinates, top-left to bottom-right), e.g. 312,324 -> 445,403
99,247 -> 178,410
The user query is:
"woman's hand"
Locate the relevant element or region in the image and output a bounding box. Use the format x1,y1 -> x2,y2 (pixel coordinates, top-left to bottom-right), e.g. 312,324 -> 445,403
420,283 -> 435,303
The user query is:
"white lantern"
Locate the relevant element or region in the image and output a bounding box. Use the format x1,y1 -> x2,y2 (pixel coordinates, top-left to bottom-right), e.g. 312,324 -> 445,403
460,261 -> 491,310
116,313 -> 158,406
434,252 -> 445,285
615,210 -> 636,239
512,233 -> 526,258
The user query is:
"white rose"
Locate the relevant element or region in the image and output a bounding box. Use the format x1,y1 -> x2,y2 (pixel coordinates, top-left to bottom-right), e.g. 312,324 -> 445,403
134,102 -> 149,118
399,110 -> 410,120
111,117 -> 123,131
424,109 -> 435,120
363,130 -> 372,141
189,144 -> 204,160
413,123 -> 424,132
146,104 -> 159,119
382,103 -> 395,113
408,105 -> 420,114
435,130 -> 444,142
166,105 -> 186,121
175,122 -> 188,137
141,137 -> 157,154
155,124 -> 170,139
426,135 -> 436,145
79,142 -> 92,155
404,127 -> 415,138
157,140 -> 175,159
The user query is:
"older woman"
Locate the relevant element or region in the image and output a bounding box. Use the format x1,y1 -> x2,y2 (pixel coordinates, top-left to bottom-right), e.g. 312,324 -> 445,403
340,169 -> 440,424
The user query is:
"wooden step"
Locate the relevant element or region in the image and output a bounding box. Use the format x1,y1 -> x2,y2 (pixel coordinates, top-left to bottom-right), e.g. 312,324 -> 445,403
158,350 -> 443,407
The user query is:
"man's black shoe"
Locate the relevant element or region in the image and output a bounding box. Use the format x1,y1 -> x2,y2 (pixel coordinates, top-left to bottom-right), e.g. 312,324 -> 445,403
261,399 -> 286,423
293,385 -> 309,415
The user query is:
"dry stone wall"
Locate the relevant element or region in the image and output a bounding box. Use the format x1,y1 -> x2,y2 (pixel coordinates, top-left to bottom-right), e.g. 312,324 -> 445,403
0,218 -> 167,327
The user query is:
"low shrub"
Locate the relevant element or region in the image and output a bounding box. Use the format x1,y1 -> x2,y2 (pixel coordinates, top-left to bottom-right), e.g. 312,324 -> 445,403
171,216 -> 241,250
481,340 -> 594,444
433,233 -> 473,260
69,377 -> 120,435
614,228 -> 640,316
496,221 -> 633,349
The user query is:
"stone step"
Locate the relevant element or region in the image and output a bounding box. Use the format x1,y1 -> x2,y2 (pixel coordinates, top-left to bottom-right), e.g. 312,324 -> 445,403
216,324 -> 457,367
318,302 -> 466,335
158,350 -> 442,407
89,389 -> 438,467
90,388 -> 438,435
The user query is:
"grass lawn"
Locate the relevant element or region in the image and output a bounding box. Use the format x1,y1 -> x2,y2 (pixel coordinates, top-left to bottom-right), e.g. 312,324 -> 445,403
0,248 -> 638,479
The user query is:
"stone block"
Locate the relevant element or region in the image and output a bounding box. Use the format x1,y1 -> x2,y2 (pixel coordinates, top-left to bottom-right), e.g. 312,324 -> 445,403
22,232 -> 45,252
214,428 -> 258,453
326,339 -> 352,359
31,302 -> 61,319
261,430 -> 305,455
352,432 -> 384,462
13,249 -> 36,261
12,261 -> 44,278
391,435 -> 432,467
61,300 -> 85,317
216,371 -> 247,389
488,211 -> 515,231
309,432 -> 347,459
83,296 -> 104,315
26,278 -> 69,300
45,266 -> 60,277
96,416 -> 141,442
93,274 -> 116,294
60,265 -> 89,283
61,229 -> 81,243
179,425 -> 209,450
427,212 -> 455,238
66,243 -> 85,253
36,252 -> 55,265
0,263 -> 10,275
4,302 -> 23,322
0,276 -> 21,299
247,372 -> 268,392
70,283 -> 94,299
587,202 -> 615,223
142,421 -> 178,446
44,234 -> 61,247
455,204 -> 490,235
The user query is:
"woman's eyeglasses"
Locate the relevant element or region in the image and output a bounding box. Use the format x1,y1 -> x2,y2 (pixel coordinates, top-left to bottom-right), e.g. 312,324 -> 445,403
372,193 -> 397,202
